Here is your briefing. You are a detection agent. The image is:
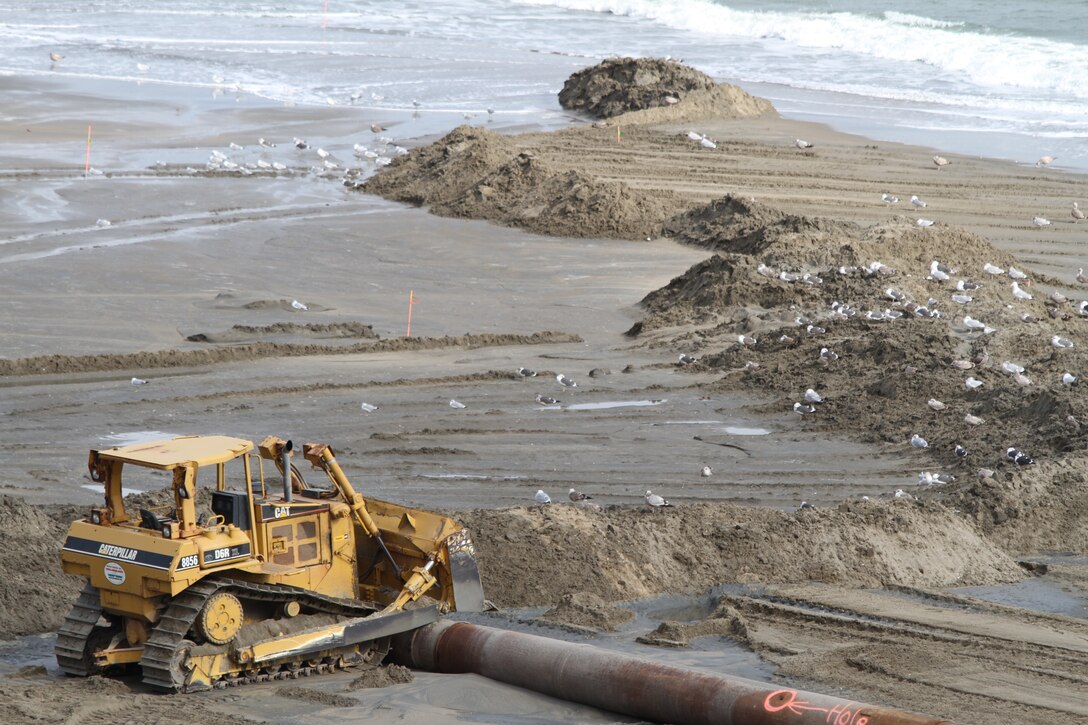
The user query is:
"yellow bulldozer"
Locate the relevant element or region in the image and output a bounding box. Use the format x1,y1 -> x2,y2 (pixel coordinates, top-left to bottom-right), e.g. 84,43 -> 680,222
57,434 -> 484,692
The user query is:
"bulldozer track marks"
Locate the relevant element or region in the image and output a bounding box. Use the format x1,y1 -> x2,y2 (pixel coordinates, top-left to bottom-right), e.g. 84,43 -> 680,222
140,577 -> 380,693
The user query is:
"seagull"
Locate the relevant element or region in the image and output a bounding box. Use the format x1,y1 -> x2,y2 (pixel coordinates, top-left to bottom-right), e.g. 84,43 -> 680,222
894,489 -> 915,500
964,414 -> 984,426
700,137 -> 717,149
963,316 -> 986,330
1077,268 -> 1088,284
256,159 -> 271,169
910,434 -> 928,448
517,367 -> 537,377
1052,291 -> 1070,304
50,52 -> 64,62
881,193 -> 899,204
1052,335 -> 1074,349
568,488 -> 592,502
1012,282 -> 1033,300
95,219 -> 111,227
795,139 -> 813,149
360,402 -> 378,413
1073,202 -> 1085,223
290,299 -> 308,310
957,279 -> 981,291
316,148 -> 330,159
1033,216 -> 1051,227
411,99 -> 422,108
793,402 -> 816,415
1001,361 -> 1025,374
911,195 -> 928,208
1063,372 -> 1077,385
806,324 -> 825,335
130,377 -> 148,385
951,294 -> 972,304
804,388 -> 823,403
136,63 -> 150,73
756,262 -> 775,277
449,399 -> 467,409
983,263 -> 1004,276
556,373 -> 577,388
952,360 -> 974,370
1008,267 -> 1027,281
678,354 -> 697,365
933,155 -> 949,170
819,347 -> 839,361
645,490 -> 672,508
535,394 -> 559,405
1012,450 -> 1035,466
1036,155 -> 1056,167
737,334 -> 756,347
955,444 -> 968,459
927,399 -> 946,411
917,218 -> 935,228
799,501 -> 816,510
701,465 -> 713,478
534,490 -> 552,505
293,137 -> 309,149
965,377 -> 983,390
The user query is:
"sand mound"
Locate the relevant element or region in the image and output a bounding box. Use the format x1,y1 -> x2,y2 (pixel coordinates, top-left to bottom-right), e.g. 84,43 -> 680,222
458,501 -> 1021,608
347,663 -> 415,690
538,591 -> 634,632
185,321 -> 378,343
558,57 -> 773,121
362,126 -> 679,240
0,496 -> 82,639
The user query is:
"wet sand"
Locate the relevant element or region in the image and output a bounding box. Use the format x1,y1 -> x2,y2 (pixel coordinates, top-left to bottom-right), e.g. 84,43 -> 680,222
3,68 -> 1088,724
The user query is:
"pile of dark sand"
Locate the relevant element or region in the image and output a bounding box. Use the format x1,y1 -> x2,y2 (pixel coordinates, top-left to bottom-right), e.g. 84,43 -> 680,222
458,501 -> 1021,609
558,57 -> 773,121
185,321 -> 378,343
347,663 -> 415,690
538,591 -> 634,632
362,126 -> 681,240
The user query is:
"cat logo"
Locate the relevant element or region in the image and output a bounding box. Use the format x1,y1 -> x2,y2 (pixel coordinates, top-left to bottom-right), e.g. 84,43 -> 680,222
274,506 -> 290,518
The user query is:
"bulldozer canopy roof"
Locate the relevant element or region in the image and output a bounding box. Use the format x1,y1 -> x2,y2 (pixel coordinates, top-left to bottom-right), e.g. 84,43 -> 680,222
96,435 -> 254,469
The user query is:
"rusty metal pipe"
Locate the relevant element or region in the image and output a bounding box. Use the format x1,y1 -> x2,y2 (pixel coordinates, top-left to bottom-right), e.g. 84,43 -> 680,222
395,621 -> 955,725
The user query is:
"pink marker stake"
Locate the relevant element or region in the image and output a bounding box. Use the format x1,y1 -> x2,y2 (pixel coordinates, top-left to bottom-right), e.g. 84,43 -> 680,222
406,289 -> 417,337
84,125 -> 92,177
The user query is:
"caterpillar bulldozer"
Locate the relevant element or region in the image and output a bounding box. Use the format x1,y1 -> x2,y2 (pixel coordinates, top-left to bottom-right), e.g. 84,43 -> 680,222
57,434 -> 484,692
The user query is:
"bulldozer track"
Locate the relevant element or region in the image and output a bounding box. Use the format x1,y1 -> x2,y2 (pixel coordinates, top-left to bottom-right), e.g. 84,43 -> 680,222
55,582 -> 106,677
140,577 -> 382,692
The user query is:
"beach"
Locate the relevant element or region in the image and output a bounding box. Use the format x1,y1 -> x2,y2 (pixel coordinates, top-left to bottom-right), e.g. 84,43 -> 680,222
3,25 -> 1088,725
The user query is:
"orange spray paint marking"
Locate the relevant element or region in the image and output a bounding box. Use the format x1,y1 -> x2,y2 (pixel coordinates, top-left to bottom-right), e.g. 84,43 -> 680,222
616,125 -> 621,142
84,125 -> 92,177
406,289 -> 418,337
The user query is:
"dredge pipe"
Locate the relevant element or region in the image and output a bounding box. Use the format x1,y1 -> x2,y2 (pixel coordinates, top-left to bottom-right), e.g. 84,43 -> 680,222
395,621 -> 955,725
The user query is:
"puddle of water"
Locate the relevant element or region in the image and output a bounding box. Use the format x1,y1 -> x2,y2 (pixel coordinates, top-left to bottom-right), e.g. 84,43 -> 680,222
98,430 -> 178,446
566,399 -> 666,411
655,420 -> 725,425
954,579 -> 1088,619
720,426 -> 772,436
418,474 -> 525,480
80,484 -> 144,496
0,633 -> 57,675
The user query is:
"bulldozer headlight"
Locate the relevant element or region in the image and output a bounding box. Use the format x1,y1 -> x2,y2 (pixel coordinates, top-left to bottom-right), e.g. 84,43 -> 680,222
177,486 -> 189,499
91,511 -> 101,525
161,523 -> 172,539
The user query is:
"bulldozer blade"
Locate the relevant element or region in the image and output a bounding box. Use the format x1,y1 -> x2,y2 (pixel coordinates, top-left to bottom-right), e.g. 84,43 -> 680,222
450,549 -> 486,612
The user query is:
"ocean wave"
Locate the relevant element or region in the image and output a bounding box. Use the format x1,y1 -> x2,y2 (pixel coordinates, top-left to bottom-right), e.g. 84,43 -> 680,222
513,0 -> 1088,99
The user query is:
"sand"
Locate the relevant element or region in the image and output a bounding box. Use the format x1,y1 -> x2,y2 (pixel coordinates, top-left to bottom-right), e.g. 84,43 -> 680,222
3,59 -> 1088,724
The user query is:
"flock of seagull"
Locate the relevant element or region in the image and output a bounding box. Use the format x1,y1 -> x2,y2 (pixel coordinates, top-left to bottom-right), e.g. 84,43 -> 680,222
533,487 -> 672,510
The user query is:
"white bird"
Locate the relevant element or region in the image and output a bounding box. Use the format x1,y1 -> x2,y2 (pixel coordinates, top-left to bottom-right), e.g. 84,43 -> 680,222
534,490 -> 552,505
1013,372 -> 1032,386
1001,361 -> 1026,374
955,444 -> 969,458
136,63 -> 150,73
1011,282 -> 1033,300
1036,155 -> 1056,167
951,294 -> 972,304
1063,372 -> 1077,385
983,263 -> 1004,275
964,414 -> 984,426
412,99 -> 422,108
258,138 -> 276,148
951,359 -> 974,370
536,394 -> 559,406
1073,202 -> 1085,223
881,193 -> 899,204
804,388 -> 823,403
910,434 -> 928,449
556,374 -> 577,388
819,347 -> 838,361
963,316 -> 986,330
1077,268 -> 1088,284
965,377 -> 983,390
700,137 -> 717,149
927,399 -> 946,411
130,377 -> 147,385
929,262 -> 949,282
737,334 -> 756,348
933,155 -> 949,170
795,139 -> 813,149
569,488 -> 592,502
894,489 -> 915,500
1033,216 -> 1051,227
293,137 -> 309,149
360,402 -> 379,413
449,399 -> 467,409
957,279 -> 981,291
793,402 -> 816,415
678,354 -> 697,365
756,262 -> 775,277
290,299 -> 307,310
799,501 -> 816,510
256,159 -> 271,169
645,490 -> 672,508
316,148 -> 330,159
911,195 -> 928,208
701,465 -> 713,478
686,131 -> 703,142
517,367 -> 537,377
1052,335 -> 1074,349
1008,267 -> 1027,280
95,218 -> 111,227
916,218 -> 934,228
